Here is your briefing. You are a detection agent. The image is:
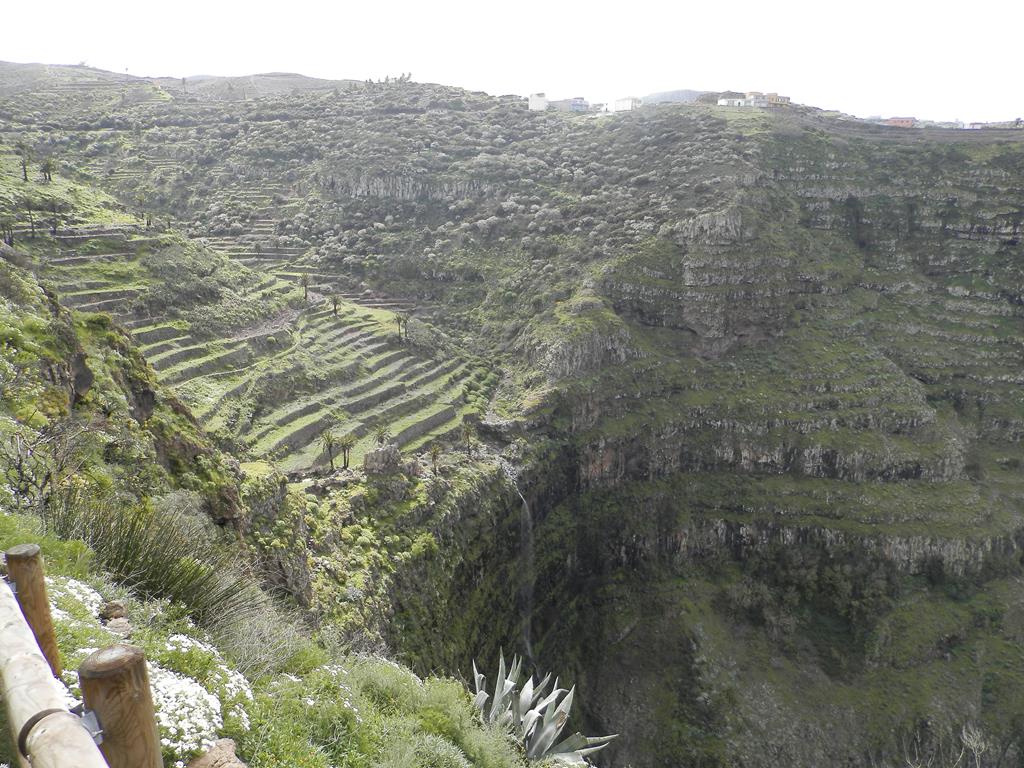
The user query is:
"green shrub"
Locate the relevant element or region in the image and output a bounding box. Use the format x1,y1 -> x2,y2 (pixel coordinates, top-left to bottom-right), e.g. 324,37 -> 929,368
41,486 -> 249,622
348,656 -> 426,716
0,511 -> 92,577
36,483 -> 301,676
413,733 -> 473,768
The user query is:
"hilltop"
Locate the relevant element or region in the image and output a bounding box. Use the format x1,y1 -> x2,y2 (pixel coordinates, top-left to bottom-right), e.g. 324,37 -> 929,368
1,61 -> 1024,767
641,88 -> 706,104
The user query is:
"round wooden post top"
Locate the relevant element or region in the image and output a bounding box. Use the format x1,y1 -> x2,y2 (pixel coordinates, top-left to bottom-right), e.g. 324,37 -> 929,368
5,543 -> 42,561
79,644 -> 146,679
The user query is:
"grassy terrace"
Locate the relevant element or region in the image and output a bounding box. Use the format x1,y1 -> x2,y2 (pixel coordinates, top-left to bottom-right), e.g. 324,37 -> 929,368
1,151 -> 489,478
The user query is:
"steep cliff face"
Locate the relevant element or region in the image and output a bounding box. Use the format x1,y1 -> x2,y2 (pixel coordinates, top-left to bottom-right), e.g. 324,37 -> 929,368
0,253 -> 241,521
518,122 -> 1024,766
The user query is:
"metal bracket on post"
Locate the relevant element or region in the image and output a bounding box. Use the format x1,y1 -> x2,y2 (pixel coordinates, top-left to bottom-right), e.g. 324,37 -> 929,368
18,708 -> 65,757
71,702 -> 104,745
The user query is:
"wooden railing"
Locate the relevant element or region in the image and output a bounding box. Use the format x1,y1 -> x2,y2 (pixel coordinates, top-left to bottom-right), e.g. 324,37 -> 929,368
1,544 -> 162,767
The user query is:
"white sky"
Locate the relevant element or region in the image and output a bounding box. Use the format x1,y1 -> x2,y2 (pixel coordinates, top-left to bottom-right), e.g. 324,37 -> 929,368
4,0 -> 1022,123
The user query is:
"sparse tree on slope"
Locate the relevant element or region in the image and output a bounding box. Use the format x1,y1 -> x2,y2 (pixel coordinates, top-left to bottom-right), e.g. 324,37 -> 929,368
40,156 -> 55,182
15,141 -> 32,182
395,312 -> 410,341
429,443 -> 442,476
461,423 -> 477,458
373,424 -> 393,447
319,430 -> 338,471
23,196 -> 36,238
49,200 -> 66,235
1,216 -> 14,246
338,433 -> 357,469
300,272 -> 310,302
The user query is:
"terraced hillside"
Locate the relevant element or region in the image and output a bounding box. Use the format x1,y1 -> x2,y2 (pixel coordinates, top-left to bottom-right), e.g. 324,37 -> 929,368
1,148 -> 489,474
4,61 -> 1024,768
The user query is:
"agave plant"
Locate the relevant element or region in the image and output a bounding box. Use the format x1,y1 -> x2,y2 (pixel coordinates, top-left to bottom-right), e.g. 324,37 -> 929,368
472,652 -> 616,765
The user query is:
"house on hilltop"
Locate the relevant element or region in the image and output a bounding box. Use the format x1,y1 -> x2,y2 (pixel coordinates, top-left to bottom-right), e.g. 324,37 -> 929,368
884,117 -> 917,128
529,93 -> 591,113
549,97 -> 590,113
717,91 -> 791,108
614,97 -> 642,112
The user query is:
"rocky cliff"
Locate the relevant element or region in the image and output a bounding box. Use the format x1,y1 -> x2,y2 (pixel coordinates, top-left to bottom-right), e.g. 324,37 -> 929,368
3,67 -> 1023,767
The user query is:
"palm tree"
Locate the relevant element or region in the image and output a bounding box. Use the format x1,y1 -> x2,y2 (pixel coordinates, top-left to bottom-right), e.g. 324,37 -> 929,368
0,216 -> 14,246
394,312 -> 405,341
330,294 -> 339,317
49,200 -> 66,236
319,430 -> 338,471
373,423 -> 393,447
461,423 -> 476,458
40,157 -> 55,182
15,141 -> 32,182
23,197 -> 36,238
338,433 -> 357,469
429,443 -> 442,476
300,272 -> 311,302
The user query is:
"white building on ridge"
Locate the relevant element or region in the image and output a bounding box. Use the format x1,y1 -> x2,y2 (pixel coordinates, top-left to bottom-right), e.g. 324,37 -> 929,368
717,92 -> 791,108
528,93 -> 549,111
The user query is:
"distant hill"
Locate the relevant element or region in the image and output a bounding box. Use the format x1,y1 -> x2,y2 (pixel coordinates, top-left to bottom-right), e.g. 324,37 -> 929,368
641,88 -> 706,105
0,61 -> 361,102
0,61 -> 141,95
151,71 -> 363,100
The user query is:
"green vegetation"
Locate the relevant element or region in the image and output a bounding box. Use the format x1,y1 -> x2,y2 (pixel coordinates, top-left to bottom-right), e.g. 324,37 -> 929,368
0,509 -> 529,768
2,59 -> 1024,767
0,215 -> 528,768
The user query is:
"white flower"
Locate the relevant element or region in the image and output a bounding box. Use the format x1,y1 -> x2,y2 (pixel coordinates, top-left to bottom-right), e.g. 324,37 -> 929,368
148,662 -> 222,759
45,576 -> 104,617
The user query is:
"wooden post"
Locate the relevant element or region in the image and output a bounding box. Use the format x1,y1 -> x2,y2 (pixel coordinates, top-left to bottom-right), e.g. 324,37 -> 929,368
79,644 -> 162,768
0,581 -> 107,768
4,544 -> 62,678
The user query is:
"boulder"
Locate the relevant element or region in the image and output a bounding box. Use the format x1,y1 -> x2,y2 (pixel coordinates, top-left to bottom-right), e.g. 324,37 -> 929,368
188,739 -> 247,768
106,617 -> 132,637
100,600 -> 127,621
363,443 -> 402,474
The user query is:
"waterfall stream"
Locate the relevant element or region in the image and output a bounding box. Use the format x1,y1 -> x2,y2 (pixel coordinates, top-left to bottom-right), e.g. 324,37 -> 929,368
500,459 -> 534,665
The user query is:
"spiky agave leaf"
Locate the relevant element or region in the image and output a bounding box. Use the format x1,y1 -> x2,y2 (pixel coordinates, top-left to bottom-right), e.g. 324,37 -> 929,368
473,660 -> 485,694
512,674 -> 532,731
472,660 -> 489,712
534,672 -> 553,701
532,681 -> 565,719
486,651 -> 508,723
521,707 -> 543,743
519,671 -> 552,717
521,679 -> 567,750
547,732 -> 619,763
526,686 -> 575,759
472,655 -> 615,765
485,651 -> 523,726
508,654 -> 523,685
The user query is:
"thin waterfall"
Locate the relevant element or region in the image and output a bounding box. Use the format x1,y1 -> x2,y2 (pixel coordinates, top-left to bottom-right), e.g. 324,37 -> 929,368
499,459 -> 534,665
